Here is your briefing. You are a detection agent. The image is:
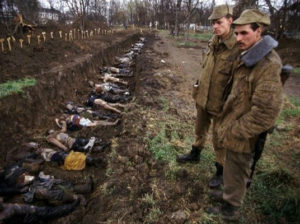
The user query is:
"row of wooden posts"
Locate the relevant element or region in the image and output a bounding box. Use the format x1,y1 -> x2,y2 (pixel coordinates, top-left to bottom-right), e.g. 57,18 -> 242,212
0,28 -> 114,52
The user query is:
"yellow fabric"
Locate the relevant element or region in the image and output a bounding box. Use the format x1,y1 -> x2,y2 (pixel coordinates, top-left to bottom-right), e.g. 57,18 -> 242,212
63,151 -> 86,170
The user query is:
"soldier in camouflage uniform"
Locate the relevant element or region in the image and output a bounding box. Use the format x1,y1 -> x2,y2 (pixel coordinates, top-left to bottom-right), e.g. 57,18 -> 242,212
177,5 -> 239,188
208,9 -> 283,221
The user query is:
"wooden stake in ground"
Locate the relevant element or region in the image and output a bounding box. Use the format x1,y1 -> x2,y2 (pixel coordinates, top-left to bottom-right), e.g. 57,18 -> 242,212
19,39 -> 24,48
59,30 -> 63,38
37,35 -> 41,45
69,31 -> 73,41
42,32 -> 46,42
7,37 -> 11,51
27,34 -> 31,45
0,38 -> 5,52
50,32 -> 54,39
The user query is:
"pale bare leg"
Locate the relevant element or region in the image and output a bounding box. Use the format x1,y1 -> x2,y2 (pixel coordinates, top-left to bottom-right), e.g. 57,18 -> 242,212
94,99 -> 122,114
102,73 -> 128,85
87,119 -> 120,127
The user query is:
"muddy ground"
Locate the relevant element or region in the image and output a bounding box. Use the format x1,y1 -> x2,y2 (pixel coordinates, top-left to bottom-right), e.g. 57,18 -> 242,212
0,29 -> 299,224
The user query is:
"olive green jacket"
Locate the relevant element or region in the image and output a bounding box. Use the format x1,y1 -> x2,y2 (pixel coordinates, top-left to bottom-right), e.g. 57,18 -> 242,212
215,47 -> 283,154
193,30 -> 239,116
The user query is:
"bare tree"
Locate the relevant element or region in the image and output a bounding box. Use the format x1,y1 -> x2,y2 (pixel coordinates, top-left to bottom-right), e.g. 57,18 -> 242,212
47,0 -> 55,9
233,0 -> 258,16
174,0 -> 182,36
183,0 -> 199,41
264,0 -> 298,39
62,0 -> 91,29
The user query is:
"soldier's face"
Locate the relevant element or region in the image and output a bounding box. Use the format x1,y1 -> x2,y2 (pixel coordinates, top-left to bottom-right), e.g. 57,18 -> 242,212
234,24 -> 262,50
212,17 -> 233,39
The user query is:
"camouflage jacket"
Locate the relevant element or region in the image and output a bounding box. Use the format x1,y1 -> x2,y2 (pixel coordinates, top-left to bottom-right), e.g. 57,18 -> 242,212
193,30 -> 239,116
215,36 -> 283,154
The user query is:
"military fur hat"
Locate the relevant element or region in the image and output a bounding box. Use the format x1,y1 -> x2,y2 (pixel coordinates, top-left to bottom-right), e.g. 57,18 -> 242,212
233,9 -> 270,26
208,4 -> 233,20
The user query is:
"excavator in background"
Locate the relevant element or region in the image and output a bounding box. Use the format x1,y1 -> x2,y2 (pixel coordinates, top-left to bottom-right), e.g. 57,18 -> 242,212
13,13 -> 34,35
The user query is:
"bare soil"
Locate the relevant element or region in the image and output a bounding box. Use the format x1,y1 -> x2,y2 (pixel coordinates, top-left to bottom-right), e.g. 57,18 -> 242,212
0,29 -> 299,224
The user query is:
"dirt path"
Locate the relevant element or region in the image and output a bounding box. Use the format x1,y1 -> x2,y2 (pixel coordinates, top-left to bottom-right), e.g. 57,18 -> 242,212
153,31 -> 203,114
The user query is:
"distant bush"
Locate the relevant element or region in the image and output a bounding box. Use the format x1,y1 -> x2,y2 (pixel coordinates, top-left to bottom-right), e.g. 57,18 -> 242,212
294,67 -> 300,74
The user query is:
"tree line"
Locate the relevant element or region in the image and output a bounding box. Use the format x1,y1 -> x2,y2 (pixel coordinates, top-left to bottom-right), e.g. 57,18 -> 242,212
0,0 -> 299,39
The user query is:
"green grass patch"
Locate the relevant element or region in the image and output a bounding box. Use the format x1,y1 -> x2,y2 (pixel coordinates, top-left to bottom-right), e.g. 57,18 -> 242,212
148,123 -> 179,162
289,96 -> 300,107
141,193 -> 156,206
282,107 -> 300,117
268,130 -> 284,148
293,67 -> 300,74
0,78 -> 37,98
144,207 -> 162,223
190,32 -> 212,41
248,169 -> 299,223
277,96 -> 300,124
279,107 -> 300,120
176,41 -> 197,48
159,97 -> 170,112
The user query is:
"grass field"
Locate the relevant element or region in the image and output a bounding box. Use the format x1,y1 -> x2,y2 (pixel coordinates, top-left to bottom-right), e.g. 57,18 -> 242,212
0,78 -> 37,98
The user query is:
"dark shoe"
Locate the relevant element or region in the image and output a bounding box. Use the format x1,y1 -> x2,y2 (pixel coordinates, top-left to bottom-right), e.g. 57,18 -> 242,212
205,206 -> 221,215
75,194 -> 87,207
221,202 -> 240,221
209,162 -> 223,188
206,201 -> 240,221
176,146 -> 201,163
209,175 -> 223,188
209,190 -> 223,202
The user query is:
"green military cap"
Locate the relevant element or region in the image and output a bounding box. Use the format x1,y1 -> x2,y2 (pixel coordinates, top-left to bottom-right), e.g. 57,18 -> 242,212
233,9 -> 270,26
208,4 -> 233,20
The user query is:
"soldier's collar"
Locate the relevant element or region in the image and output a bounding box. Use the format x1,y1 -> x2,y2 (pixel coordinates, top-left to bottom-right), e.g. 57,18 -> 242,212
222,29 -> 236,49
241,35 -> 278,67
209,29 -> 236,50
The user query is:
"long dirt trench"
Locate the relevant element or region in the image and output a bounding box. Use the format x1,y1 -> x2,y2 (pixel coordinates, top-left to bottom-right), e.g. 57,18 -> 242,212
0,32 -> 157,224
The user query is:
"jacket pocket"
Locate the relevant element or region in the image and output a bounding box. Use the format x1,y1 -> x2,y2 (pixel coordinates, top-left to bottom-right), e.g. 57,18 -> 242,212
218,58 -> 233,76
221,126 -> 250,153
219,64 -> 232,76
